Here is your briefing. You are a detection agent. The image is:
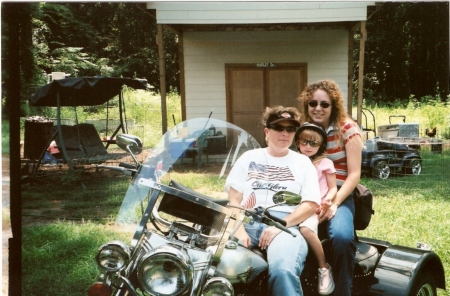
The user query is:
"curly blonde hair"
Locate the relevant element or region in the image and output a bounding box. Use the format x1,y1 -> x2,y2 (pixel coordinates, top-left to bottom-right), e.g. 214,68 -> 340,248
297,80 -> 349,146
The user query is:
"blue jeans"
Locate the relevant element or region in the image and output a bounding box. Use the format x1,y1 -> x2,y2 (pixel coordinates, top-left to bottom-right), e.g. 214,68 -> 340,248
245,211 -> 308,296
319,194 -> 356,296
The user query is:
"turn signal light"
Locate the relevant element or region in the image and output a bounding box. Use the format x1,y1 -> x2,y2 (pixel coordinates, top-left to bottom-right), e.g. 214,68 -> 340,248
88,282 -> 112,296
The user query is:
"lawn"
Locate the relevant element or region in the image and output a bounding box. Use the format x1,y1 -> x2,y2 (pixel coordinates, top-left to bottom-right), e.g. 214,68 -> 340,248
18,148 -> 450,295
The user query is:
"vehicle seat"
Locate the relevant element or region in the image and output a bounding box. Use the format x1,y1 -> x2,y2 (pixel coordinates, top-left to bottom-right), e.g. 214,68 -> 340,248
250,239 -> 379,278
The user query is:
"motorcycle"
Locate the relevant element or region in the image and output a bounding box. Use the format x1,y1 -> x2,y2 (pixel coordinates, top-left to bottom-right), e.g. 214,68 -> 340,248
88,118 -> 445,296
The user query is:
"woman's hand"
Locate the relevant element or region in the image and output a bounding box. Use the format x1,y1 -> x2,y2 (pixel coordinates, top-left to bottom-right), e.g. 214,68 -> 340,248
259,226 -> 282,250
235,229 -> 251,248
228,187 -> 251,247
318,203 -> 338,223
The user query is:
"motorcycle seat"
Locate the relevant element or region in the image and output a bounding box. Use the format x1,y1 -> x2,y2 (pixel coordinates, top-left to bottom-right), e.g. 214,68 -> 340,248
250,240 -> 379,277
169,180 -> 229,207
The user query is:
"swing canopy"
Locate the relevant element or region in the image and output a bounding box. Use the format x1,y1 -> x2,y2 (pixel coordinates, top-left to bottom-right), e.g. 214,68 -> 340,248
30,76 -> 148,107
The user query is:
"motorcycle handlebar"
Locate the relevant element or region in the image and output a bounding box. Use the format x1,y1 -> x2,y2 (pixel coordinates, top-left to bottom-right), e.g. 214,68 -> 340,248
245,208 -> 296,237
265,211 -> 287,227
261,216 -> 296,237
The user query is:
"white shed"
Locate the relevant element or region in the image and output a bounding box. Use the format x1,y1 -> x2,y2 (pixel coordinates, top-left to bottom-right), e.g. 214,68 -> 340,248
146,1 -> 378,145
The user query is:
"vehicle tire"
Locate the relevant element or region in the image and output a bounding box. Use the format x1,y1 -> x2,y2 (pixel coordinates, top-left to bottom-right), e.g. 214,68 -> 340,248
372,161 -> 390,179
405,158 -> 422,175
410,272 -> 436,296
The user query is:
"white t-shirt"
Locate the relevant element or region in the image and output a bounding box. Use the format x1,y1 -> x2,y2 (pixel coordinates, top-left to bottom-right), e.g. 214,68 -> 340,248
225,148 -> 320,213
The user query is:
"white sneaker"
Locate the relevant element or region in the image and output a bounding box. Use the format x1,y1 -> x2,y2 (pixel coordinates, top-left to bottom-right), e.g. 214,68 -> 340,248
318,263 -> 335,295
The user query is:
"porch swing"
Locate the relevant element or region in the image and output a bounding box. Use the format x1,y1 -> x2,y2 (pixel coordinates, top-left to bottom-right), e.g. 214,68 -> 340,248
28,76 -> 148,178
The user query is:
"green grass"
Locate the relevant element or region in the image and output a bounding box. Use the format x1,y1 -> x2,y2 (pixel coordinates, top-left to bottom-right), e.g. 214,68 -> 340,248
22,222 -> 129,296
20,150 -> 450,295
358,150 -> 450,296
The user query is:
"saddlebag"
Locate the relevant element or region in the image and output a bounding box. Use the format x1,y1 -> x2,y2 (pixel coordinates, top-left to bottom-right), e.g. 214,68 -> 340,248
353,184 -> 375,230
354,241 -> 379,276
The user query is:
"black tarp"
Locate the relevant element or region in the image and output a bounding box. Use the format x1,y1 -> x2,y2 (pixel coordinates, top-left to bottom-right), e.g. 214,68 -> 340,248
30,76 -> 148,107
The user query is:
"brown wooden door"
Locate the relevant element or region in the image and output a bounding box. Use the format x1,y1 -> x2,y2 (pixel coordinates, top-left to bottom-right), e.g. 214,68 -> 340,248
226,63 -> 307,146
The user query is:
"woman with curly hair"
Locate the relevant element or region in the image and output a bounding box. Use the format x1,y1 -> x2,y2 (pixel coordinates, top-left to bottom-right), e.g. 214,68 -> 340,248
298,80 -> 363,295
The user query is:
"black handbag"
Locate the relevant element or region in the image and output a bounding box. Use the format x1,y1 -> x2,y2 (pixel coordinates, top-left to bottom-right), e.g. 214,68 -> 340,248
353,184 -> 375,230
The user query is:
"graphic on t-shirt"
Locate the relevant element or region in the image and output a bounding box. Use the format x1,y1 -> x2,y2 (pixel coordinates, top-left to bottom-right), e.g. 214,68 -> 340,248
240,161 -> 294,208
242,192 -> 256,209
247,161 -> 295,181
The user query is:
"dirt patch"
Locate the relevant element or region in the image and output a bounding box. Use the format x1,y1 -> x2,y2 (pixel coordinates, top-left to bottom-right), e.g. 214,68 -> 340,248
3,155 -> 11,295
20,159 -> 226,227
21,165 -> 128,227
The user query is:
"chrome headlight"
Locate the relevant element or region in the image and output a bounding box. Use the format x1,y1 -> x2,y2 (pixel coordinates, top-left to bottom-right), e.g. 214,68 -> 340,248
96,240 -> 130,272
137,245 -> 194,295
202,277 -> 234,296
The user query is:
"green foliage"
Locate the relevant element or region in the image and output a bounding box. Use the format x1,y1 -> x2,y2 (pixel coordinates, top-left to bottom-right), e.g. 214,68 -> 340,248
51,47 -> 100,77
357,97 -> 450,139
30,2 -> 179,91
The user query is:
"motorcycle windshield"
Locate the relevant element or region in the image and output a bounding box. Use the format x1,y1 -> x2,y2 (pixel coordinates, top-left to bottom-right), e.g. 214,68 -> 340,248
116,117 -> 261,230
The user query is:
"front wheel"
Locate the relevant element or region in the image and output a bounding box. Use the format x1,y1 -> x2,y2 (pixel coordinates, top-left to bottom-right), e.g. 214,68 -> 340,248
372,161 -> 390,179
410,272 -> 436,296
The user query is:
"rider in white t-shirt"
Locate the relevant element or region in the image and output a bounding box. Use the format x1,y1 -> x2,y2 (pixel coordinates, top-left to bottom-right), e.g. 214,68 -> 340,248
225,106 -> 320,296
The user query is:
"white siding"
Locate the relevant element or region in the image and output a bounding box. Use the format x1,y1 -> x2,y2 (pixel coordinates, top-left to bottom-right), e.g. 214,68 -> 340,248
182,30 -> 349,120
147,2 -> 374,24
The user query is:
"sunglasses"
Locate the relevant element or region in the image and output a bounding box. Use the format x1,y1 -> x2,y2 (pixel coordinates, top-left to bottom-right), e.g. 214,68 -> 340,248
268,124 -> 297,133
298,139 -> 322,147
308,101 -> 331,108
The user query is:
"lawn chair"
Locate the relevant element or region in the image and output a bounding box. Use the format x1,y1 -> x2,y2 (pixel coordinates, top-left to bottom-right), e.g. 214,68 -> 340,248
181,130 -> 211,168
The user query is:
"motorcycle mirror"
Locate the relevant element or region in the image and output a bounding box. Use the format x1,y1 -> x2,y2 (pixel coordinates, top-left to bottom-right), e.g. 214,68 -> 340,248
117,134 -> 143,155
272,191 -> 302,206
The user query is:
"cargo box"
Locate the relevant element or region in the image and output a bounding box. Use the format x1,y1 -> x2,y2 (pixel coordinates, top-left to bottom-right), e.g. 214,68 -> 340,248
377,123 -> 419,138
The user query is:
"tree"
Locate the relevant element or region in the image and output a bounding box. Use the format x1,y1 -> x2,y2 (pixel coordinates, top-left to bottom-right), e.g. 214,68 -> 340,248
1,2 -> 41,117
360,2 -> 449,104
34,2 -> 179,91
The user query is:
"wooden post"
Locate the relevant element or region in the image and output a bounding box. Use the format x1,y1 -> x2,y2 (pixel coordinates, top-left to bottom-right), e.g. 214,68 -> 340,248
157,24 -> 168,134
357,21 -> 366,127
56,92 -> 73,170
178,32 -> 187,121
347,29 -> 354,115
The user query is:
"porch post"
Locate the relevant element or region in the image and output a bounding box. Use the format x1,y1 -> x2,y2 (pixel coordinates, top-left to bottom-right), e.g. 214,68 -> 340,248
357,21 -> 366,127
157,24 -> 168,134
347,29 -> 354,115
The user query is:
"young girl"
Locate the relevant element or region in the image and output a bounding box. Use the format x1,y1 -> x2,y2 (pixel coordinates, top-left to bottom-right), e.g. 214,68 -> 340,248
295,122 -> 337,295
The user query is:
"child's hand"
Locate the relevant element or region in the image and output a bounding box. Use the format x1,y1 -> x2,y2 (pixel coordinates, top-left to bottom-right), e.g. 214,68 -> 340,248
315,207 -> 322,215
321,199 -> 333,211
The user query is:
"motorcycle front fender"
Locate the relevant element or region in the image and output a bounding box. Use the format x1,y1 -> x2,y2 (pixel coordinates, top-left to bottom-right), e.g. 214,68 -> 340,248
369,244 -> 445,295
